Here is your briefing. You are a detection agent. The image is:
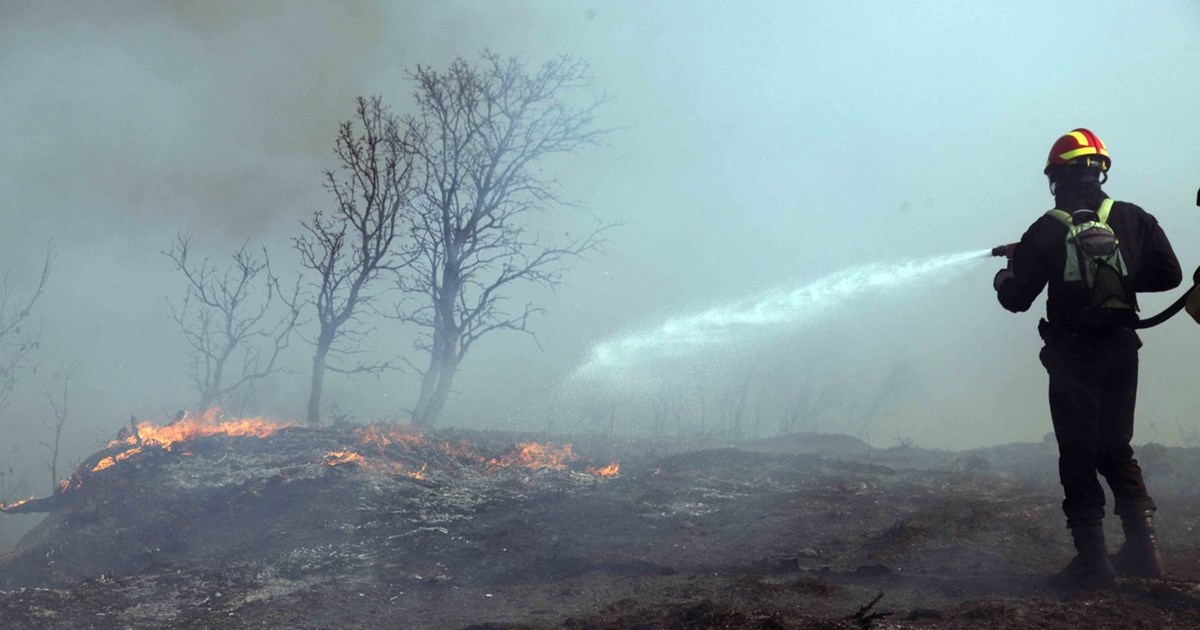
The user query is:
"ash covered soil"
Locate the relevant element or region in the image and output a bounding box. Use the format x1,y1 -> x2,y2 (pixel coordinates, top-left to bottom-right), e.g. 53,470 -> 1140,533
4,425 -> 1200,629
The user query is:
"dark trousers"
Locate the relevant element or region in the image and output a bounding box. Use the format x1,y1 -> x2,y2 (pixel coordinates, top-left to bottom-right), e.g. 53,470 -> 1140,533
1039,328 -> 1156,525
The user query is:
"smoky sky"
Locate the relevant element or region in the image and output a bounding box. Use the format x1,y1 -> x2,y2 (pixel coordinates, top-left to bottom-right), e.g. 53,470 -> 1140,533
2,0 -> 1200,478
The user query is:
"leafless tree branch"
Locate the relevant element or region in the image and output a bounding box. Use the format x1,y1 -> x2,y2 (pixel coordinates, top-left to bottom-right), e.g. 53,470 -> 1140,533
40,366 -> 71,494
166,234 -> 303,412
393,52 -> 615,427
0,242 -> 52,413
294,95 -> 415,426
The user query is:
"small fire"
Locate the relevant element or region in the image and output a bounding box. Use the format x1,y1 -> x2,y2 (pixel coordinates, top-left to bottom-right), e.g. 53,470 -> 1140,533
488,442 -> 577,471
355,424 -> 425,454
112,408 -> 291,451
439,439 -> 486,463
0,496 -> 34,511
91,446 -> 145,473
324,450 -> 366,466
59,407 -> 623,493
587,462 -> 621,478
405,463 -> 428,480
84,409 -> 292,475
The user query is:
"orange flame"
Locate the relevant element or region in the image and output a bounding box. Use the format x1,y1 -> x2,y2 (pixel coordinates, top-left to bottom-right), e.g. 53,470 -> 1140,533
355,424 -> 425,454
488,442 -> 577,471
83,409 -> 291,475
0,496 -> 34,511
70,409 -> 620,485
91,446 -> 145,473
439,439 -> 486,463
405,463 -> 428,480
324,450 -> 366,466
587,462 -> 620,477
111,409 -> 291,451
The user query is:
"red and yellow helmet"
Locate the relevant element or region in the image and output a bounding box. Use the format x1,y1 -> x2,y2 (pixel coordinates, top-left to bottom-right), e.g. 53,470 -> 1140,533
1044,128 -> 1110,174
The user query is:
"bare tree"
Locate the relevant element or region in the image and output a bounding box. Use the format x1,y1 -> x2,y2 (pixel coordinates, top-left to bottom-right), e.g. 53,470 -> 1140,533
846,359 -> 916,435
718,370 -> 753,438
41,368 -> 70,494
166,234 -> 302,412
397,52 -> 612,427
0,246 -> 51,413
294,95 -> 414,426
773,363 -> 830,436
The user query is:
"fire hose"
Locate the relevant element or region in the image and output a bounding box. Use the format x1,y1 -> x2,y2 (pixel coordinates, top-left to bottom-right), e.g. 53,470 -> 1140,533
1133,283 -> 1198,329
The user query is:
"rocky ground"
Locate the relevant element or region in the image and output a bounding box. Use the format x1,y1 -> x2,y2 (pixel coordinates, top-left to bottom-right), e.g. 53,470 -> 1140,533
2,422 -> 1200,629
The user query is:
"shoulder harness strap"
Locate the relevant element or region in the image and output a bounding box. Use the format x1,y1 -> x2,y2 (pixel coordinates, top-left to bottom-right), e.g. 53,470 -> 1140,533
1044,199 -> 1115,226
1096,198 -> 1115,223
1045,208 -> 1072,225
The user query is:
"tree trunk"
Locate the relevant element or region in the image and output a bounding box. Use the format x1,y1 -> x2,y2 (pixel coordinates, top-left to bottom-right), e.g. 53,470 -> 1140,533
413,278 -> 460,427
412,352 -> 460,428
307,342 -> 329,427
424,355 -> 459,426
202,356 -> 226,411
411,353 -> 441,427
198,387 -> 216,413
48,429 -> 60,496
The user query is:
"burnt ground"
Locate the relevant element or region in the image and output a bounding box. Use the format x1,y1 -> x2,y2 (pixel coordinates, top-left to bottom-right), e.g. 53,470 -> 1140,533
3,427 -> 1200,629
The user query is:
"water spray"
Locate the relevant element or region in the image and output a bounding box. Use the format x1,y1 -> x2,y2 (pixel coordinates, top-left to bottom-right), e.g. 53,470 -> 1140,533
574,249 -> 991,380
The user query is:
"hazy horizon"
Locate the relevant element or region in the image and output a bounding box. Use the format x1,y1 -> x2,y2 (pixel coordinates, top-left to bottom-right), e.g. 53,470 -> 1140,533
3,0 -> 1200,501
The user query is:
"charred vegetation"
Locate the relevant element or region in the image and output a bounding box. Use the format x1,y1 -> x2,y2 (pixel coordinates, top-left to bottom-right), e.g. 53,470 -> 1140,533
4,417 -> 1200,628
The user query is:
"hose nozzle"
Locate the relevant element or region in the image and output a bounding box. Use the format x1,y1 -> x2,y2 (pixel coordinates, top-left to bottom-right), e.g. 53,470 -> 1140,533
992,243 -> 1017,259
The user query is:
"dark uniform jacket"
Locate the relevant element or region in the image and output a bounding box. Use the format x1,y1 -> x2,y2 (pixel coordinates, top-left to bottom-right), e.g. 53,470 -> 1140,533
997,196 -> 1181,333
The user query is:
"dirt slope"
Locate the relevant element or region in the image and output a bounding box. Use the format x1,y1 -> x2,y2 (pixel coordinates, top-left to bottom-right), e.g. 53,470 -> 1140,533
2,426 -> 1200,629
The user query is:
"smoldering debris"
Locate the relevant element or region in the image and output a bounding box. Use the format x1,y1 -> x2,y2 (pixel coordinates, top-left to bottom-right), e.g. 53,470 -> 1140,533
4,418 -> 1200,628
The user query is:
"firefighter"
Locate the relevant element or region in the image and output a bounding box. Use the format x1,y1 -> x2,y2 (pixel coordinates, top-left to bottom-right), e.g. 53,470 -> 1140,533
994,128 -> 1182,589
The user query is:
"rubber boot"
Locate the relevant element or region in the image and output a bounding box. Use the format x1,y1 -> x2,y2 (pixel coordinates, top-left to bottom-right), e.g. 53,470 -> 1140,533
1049,522 -> 1116,590
1110,511 -> 1164,578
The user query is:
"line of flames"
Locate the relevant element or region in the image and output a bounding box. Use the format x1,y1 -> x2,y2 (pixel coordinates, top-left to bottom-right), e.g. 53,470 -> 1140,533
92,446 -> 146,473
111,408 -> 292,451
486,442 -> 577,471
0,496 -> 34,511
346,426 -> 617,476
89,409 -> 293,474
78,411 -> 618,480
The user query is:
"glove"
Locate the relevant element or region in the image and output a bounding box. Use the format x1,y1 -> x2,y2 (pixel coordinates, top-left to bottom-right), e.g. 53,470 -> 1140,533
1187,285 -> 1200,325
993,268 -> 1014,291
